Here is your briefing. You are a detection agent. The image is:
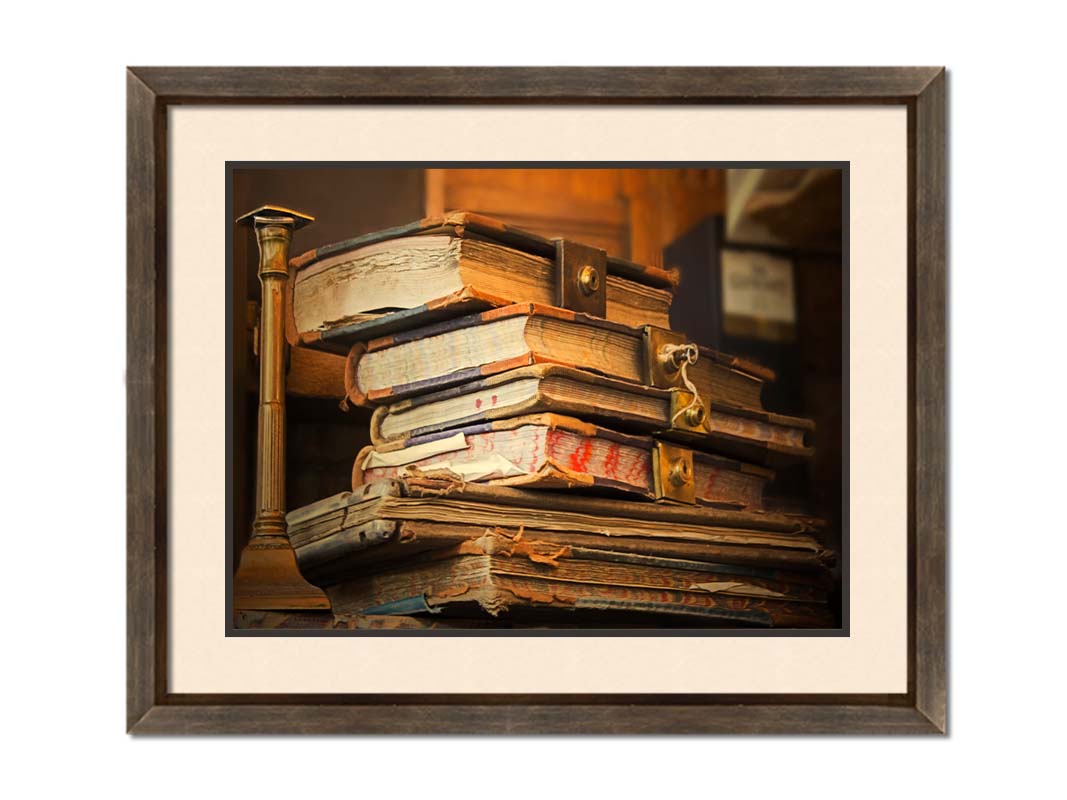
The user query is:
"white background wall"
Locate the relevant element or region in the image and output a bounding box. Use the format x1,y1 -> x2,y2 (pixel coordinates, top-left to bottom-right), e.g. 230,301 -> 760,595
3,1 -> 1063,797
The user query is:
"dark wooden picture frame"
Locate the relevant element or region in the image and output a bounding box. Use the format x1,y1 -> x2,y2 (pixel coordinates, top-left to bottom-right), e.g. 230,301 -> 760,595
127,67 -> 946,734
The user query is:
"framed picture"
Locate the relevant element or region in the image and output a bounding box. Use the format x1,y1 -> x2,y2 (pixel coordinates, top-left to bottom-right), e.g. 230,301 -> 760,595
127,67 -> 945,733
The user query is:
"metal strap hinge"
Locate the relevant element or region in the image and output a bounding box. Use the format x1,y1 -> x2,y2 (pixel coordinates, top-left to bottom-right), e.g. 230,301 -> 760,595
652,441 -> 696,504
555,239 -> 607,318
668,390 -> 710,434
643,326 -> 694,389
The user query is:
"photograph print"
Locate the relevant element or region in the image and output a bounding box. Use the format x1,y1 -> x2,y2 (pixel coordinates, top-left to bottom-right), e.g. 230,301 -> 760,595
228,164 -> 846,633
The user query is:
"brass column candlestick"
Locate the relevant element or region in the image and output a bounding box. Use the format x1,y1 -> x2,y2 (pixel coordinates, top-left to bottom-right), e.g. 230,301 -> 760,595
234,205 -> 329,610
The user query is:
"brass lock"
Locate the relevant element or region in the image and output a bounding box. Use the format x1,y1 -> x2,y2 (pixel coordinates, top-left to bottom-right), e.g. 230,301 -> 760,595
667,390 -> 709,434
555,239 -> 607,317
685,403 -> 706,427
577,265 -> 600,296
658,345 -> 689,376
643,326 -> 695,389
668,456 -> 692,487
652,442 -> 696,504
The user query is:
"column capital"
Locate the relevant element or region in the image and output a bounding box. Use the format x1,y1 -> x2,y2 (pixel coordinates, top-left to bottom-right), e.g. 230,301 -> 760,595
236,204 -> 315,230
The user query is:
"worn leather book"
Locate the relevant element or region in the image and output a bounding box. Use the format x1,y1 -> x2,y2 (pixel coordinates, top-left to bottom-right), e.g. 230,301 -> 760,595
364,363 -> 813,463
291,522 -> 833,628
294,516 -> 832,582
287,478 -> 833,578
285,480 -> 835,628
286,482 -> 834,626
286,211 -> 677,352
344,302 -> 772,407
327,554 -> 833,627
355,413 -> 775,508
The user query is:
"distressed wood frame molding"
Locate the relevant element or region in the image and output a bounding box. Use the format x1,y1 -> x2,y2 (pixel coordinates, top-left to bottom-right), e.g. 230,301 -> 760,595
127,67 -> 946,734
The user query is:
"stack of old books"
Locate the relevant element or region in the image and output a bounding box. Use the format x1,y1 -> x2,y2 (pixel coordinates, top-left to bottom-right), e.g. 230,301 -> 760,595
283,212 -> 835,628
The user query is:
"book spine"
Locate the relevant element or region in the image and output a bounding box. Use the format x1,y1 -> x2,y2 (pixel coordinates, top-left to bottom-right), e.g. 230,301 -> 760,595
341,341 -> 369,408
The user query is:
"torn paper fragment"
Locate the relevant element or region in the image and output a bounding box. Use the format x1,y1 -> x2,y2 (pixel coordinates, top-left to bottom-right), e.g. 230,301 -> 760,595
689,581 -> 748,595
419,453 -> 527,482
362,433 -> 469,469
690,581 -> 789,599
